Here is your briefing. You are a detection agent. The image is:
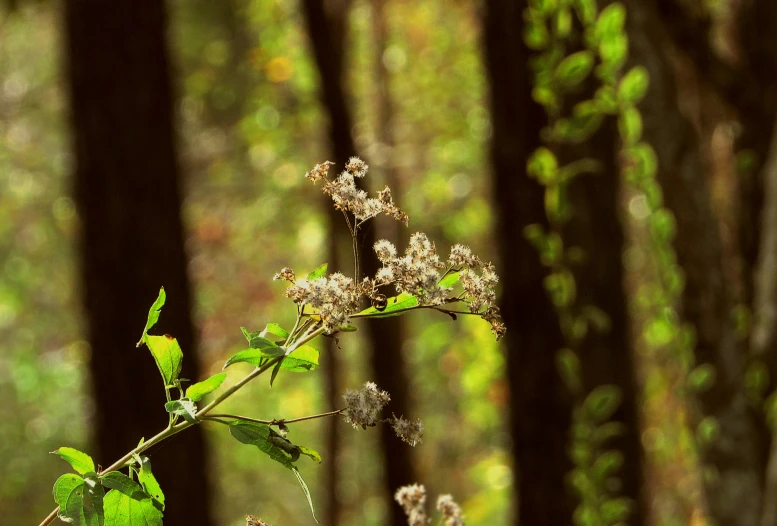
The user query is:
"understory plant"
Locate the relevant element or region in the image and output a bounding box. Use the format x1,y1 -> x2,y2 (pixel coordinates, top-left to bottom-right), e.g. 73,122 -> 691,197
40,158 -> 503,526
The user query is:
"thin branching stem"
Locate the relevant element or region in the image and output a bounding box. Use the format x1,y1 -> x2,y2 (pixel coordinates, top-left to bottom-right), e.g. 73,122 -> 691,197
203,408 -> 345,426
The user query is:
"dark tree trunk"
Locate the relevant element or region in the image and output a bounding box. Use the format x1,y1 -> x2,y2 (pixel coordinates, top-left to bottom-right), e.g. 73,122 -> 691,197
482,1 -> 576,524
628,4 -> 765,525
63,1 -> 213,525
300,2 -> 417,525
562,117 -> 647,526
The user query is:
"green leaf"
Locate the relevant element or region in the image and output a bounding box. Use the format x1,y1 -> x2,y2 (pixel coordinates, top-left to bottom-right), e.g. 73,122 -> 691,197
298,446 -> 322,463
600,497 -> 632,523
696,416 -> 720,446
282,345 -> 320,372
583,385 -> 622,424
54,473 -> 104,526
103,489 -> 162,526
556,348 -> 583,395
262,323 -> 289,339
688,364 -> 716,393
248,334 -> 283,355
164,399 -> 198,424
554,51 -> 594,89
229,421 -> 296,468
293,466 -> 319,524
137,457 -> 164,512
270,358 -> 284,387
591,450 -> 624,480
306,263 -> 328,281
185,372 -> 227,401
438,271 -> 460,289
223,349 -> 264,369
137,288 -> 166,346
595,2 -> 626,39
618,106 -> 642,145
599,33 -> 628,71
101,472 -> 146,498
527,147 -> 558,184
52,447 -> 96,475
337,324 -> 358,332
357,292 -> 418,318
144,335 -> 183,387
618,66 -> 649,104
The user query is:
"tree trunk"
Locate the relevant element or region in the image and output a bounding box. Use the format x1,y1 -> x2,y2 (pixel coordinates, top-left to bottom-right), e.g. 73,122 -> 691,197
63,1 -> 213,525
562,116 -> 647,525
628,4 -> 765,525
482,1 -> 576,524
300,2 -> 417,525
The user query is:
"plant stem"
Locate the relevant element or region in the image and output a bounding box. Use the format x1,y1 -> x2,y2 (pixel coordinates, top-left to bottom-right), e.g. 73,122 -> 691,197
203,408 -> 345,426
38,324 -> 327,526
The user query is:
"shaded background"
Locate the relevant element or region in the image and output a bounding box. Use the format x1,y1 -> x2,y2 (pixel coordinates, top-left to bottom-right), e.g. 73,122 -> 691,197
1,0 -> 776,525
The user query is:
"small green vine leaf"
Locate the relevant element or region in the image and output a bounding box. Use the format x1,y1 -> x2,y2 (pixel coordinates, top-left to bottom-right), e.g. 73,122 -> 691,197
52,447 -> 96,475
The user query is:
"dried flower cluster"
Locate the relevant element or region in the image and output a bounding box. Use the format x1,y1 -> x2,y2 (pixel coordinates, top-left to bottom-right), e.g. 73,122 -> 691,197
395,485 -> 466,526
437,495 -> 464,526
276,271 -> 359,333
395,484 -> 428,526
245,515 -> 270,526
385,414 -> 424,447
342,382 -> 391,429
306,156 -> 408,225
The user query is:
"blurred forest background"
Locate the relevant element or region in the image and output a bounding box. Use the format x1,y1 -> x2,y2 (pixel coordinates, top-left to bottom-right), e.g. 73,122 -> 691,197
2,0 -> 777,525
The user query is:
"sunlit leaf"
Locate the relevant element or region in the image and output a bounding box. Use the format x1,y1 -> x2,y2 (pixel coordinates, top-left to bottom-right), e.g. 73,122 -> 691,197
52,447 -> 96,475
282,345 -> 319,372
357,293 -> 418,318
144,335 -> 183,387
137,288 -> 165,346
297,446 -> 322,463
185,373 -> 227,401
438,271 -> 460,289
103,486 -> 162,526
54,473 -> 104,526
137,457 -> 164,512
618,66 -> 649,104
554,51 -> 594,89
261,323 -> 289,340
306,263 -> 328,281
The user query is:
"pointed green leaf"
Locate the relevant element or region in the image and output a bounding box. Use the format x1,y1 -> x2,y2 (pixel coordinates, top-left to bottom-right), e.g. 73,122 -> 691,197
164,399 -> 198,424
137,288 -> 165,346
54,473 -> 104,526
282,345 -> 319,372
100,472 -> 146,499
298,446 -> 322,463
293,467 -> 319,524
103,489 -> 162,526
555,51 -> 594,89
306,263 -> 328,281
618,66 -> 649,104
438,271 -> 460,289
228,421 -> 295,468
248,335 -> 282,354
144,335 -> 183,387
262,323 -> 289,339
357,293 -> 418,318
223,349 -> 264,369
52,447 -> 96,475
137,457 -> 164,512
583,385 -> 622,424
270,358 -> 284,387
185,373 -> 227,401
337,324 -> 358,332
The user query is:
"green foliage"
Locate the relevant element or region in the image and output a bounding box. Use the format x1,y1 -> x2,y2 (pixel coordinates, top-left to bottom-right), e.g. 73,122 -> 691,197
54,473 -> 104,526
164,399 -> 198,424
102,473 -> 163,526
136,458 -> 164,512
144,336 -> 183,388
52,447 -> 96,475
555,51 -> 595,89
229,421 -> 319,522
305,263 -> 328,281
138,288 -> 166,346
185,373 -> 227,402
356,292 -> 419,317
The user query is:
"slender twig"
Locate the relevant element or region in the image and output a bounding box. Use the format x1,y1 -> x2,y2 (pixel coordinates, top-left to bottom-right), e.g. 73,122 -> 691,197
203,408 -> 345,426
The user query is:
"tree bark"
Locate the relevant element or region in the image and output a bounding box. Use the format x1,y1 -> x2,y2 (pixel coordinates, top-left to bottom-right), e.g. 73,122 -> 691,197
482,1 -> 576,524
63,1 -> 213,525
562,117 -> 647,525
628,4 -> 765,525
300,2 -> 417,525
